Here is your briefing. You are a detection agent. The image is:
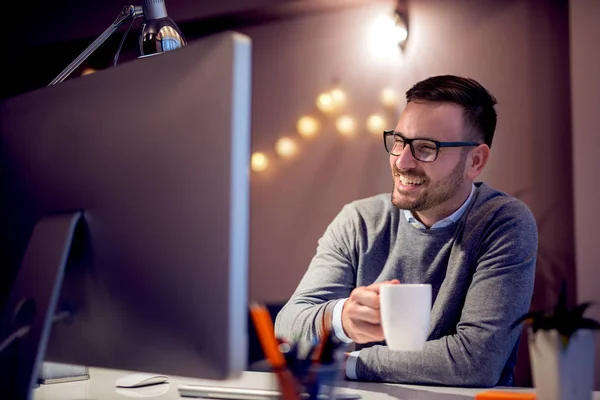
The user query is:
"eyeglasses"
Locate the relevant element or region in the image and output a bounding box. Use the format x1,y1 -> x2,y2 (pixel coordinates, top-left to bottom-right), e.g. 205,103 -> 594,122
383,130 -> 480,162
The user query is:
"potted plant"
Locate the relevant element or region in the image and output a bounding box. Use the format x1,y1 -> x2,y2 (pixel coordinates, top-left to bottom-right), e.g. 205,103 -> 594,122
513,283 -> 600,400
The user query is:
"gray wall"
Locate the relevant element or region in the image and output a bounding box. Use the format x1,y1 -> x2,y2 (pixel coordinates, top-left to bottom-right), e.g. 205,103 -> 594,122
241,0 -> 574,386
570,0 -> 600,390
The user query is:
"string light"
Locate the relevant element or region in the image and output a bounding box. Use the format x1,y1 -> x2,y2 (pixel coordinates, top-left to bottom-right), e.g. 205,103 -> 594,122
330,88 -> 347,109
316,92 -> 335,113
379,87 -> 398,107
253,85 -> 397,173
296,116 -> 320,138
251,152 -> 269,172
366,114 -> 386,135
335,115 -> 356,136
275,137 -> 298,158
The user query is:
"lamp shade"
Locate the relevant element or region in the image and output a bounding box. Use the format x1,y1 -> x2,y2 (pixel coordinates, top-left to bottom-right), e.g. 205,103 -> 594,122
139,0 -> 186,56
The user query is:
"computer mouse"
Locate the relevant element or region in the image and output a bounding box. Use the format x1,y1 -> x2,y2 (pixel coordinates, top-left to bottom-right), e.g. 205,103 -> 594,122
115,372 -> 169,388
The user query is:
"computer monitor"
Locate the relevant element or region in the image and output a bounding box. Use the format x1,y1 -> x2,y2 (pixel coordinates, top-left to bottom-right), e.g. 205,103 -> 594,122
0,30 -> 251,399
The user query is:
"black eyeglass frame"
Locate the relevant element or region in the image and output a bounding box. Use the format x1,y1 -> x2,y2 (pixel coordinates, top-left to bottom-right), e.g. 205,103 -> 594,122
383,130 -> 481,162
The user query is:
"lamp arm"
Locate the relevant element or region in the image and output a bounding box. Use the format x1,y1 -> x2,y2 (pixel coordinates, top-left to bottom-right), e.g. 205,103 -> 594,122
49,5 -> 143,86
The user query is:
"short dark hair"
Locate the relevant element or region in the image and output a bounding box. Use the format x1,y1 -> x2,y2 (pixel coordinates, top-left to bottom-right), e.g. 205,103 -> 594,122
406,75 -> 497,147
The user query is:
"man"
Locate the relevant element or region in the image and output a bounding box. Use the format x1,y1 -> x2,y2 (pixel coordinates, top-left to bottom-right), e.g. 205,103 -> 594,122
274,75 -> 537,387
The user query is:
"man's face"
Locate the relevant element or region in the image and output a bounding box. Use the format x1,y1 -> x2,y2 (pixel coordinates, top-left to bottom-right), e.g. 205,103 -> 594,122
390,101 -> 471,214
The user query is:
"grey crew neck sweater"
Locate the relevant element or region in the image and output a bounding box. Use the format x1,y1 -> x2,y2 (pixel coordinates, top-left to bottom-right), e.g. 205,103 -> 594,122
274,182 -> 537,387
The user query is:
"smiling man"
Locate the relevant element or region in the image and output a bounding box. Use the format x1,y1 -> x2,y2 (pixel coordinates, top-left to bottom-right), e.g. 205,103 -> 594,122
275,75 -> 538,387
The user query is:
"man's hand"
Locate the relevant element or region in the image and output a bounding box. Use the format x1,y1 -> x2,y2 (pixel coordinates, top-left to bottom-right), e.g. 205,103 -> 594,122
341,279 -> 400,343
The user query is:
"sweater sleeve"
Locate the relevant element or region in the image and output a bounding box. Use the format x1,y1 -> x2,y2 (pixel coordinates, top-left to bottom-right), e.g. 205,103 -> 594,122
354,200 -> 538,387
274,203 -> 359,342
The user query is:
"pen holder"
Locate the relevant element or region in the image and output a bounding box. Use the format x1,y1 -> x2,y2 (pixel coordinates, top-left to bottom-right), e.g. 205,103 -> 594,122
299,362 -> 344,400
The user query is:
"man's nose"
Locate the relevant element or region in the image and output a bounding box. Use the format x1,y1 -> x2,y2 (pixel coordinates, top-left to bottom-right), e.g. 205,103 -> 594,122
395,143 -> 418,170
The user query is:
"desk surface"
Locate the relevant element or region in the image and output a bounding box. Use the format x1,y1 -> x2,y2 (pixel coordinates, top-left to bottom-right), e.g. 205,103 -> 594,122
33,367 -> 599,400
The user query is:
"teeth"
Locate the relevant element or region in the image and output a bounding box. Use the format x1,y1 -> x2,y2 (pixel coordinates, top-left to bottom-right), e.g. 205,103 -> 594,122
400,176 -> 425,186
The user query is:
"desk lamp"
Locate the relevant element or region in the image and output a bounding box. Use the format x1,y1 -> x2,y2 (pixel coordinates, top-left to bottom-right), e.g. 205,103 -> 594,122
49,0 -> 186,86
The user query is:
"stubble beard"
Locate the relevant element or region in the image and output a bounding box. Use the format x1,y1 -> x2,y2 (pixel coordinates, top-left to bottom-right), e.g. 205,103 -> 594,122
391,156 -> 467,212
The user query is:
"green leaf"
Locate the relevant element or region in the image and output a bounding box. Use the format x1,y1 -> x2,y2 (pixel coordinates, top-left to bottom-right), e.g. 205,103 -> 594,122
511,281 -> 600,334
571,302 -> 593,320
578,318 -> 600,330
514,282 -> 600,335
532,317 -> 557,333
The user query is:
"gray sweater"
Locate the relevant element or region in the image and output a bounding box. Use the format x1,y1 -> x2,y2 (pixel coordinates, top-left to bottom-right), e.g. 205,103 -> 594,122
274,182 -> 537,387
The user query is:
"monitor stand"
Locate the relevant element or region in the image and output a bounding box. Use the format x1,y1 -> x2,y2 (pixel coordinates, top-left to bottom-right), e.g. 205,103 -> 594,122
0,212 -> 84,400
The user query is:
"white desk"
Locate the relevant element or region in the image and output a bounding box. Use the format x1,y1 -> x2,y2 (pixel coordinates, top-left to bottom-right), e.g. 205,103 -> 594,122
33,367 -> 597,400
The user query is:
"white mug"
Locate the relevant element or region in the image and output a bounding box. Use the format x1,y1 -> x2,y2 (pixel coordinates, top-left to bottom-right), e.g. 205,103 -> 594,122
379,283 -> 432,351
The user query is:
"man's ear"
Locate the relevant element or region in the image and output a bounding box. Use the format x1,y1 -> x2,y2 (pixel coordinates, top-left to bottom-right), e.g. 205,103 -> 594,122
466,144 -> 490,180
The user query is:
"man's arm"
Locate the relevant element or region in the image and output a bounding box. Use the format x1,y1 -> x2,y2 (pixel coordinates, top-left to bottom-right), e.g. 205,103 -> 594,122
354,200 -> 538,387
274,204 -> 359,342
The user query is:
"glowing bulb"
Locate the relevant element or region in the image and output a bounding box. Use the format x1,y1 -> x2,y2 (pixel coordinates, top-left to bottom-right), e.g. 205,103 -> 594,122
368,15 -> 404,58
81,68 -> 96,76
379,87 -> 398,107
316,92 -> 336,113
275,137 -> 298,158
251,152 -> 269,172
366,114 -> 386,135
296,116 -> 320,138
335,115 -> 356,136
394,13 -> 409,43
330,88 -> 347,108
396,25 -> 408,43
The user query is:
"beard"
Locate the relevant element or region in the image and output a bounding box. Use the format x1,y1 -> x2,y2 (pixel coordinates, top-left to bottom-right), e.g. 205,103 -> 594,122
391,154 -> 467,212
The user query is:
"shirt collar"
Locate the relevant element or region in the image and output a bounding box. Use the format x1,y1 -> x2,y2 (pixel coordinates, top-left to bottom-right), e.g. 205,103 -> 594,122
404,183 -> 476,230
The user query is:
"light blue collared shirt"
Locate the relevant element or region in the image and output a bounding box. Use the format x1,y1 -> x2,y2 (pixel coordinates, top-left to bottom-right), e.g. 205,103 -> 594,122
404,183 -> 476,230
332,184 -> 476,380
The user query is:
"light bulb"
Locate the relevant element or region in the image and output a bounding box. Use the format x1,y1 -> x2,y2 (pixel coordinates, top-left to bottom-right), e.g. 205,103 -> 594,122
251,152 -> 269,172
330,88 -> 347,108
394,13 -> 409,44
296,116 -> 320,138
366,114 -> 386,135
275,137 -> 298,158
336,115 -> 356,136
316,92 -> 336,113
379,87 -> 398,107
396,24 -> 408,43
81,68 -> 96,76
368,16 -> 395,57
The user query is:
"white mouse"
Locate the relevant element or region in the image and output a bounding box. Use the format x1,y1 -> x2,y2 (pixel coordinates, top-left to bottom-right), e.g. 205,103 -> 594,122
115,373 -> 169,388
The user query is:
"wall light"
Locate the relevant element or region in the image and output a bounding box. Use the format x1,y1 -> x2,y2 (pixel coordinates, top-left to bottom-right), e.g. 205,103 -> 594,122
296,116 -> 320,138
336,115 -> 356,136
275,137 -> 298,158
393,11 -> 409,50
251,152 -> 269,172
367,5 -> 409,58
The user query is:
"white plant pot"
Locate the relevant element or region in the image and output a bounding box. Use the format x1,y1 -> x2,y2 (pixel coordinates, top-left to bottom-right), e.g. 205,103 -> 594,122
528,328 -> 595,400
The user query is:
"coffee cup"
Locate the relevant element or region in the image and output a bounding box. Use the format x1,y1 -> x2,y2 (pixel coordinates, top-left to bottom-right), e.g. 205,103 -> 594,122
379,283 -> 431,351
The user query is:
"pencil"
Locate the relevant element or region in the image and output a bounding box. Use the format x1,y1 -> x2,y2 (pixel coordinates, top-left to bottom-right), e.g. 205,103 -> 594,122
249,302 -> 300,400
